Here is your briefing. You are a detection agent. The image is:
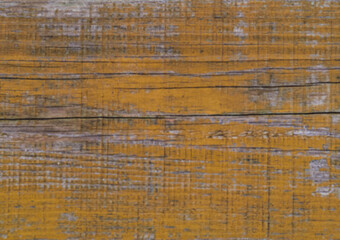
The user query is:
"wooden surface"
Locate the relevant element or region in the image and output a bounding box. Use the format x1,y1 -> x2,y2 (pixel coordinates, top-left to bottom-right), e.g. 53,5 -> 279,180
0,0 -> 339,239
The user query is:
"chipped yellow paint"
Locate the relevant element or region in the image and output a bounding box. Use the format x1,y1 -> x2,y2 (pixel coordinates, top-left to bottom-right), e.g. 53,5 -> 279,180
0,0 -> 339,239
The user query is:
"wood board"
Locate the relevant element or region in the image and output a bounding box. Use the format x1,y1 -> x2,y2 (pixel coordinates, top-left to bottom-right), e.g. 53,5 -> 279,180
0,0 -> 339,239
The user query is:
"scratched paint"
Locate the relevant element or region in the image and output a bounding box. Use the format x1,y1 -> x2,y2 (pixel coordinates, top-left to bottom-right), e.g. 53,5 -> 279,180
0,0 -> 339,239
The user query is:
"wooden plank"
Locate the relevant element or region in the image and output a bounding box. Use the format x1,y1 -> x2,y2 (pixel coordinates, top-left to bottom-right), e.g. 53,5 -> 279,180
1,63 -> 339,118
0,0 -> 339,239
0,116 -> 339,239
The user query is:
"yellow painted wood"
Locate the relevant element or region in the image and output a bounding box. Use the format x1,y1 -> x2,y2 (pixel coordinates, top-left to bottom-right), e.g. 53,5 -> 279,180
0,0 -> 339,239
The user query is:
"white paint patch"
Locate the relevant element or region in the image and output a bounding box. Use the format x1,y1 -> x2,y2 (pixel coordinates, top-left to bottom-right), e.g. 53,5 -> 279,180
332,115 -> 340,124
40,0 -> 178,17
309,159 -> 329,183
233,26 -> 247,38
59,212 -> 78,222
309,159 -> 337,197
309,95 -> 327,106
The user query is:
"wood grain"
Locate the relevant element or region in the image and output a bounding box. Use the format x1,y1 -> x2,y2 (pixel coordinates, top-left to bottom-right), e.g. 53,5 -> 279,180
0,0 -> 339,239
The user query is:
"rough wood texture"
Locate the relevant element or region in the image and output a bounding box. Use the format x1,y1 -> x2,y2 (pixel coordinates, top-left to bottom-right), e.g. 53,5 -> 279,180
0,0 -> 339,239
